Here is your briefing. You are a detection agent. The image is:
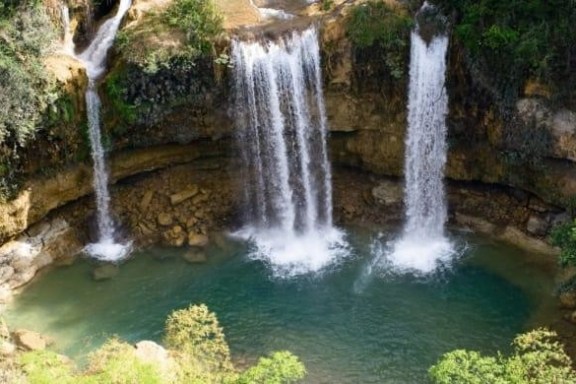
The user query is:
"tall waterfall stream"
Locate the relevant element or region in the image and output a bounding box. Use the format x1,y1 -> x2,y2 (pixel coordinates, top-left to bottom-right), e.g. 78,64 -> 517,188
74,0 -> 133,261
232,27 -> 346,277
388,6 -> 453,274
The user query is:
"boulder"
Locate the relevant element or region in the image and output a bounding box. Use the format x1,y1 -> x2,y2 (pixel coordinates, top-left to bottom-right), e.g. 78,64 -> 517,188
139,190 -> 155,212
157,213 -> 173,226
170,186 -> 199,206
134,340 -> 175,381
92,264 -> 120,281
526,215 -> 549,236
182,249 -> 207,264
162,226 -> 187,247
12,329 -> 47,351
188,233 -> 209,247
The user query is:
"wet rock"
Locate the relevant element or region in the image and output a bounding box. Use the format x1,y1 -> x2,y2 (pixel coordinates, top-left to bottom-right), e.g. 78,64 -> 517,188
157,213 -> 173,227
188,233 -> 209,247
372,181 -> 403,205
567,311 -> 576,324
92,264 -> 120,281
186,217 -> 198,230
140,190 -> 154,212
162,226 -> 186,247
526,215 -> 549,236
182,249 -> 207,264
170,186 -> 199,205
560,290 -> 576,309
0,266 -> 14,285
12,329 -> 47,351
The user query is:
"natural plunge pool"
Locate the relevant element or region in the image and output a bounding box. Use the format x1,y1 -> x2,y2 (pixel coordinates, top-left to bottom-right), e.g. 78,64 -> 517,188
4,227 -> 555,383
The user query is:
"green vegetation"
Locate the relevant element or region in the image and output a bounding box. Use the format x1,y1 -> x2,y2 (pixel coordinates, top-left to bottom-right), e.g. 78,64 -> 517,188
0,0 -> 57,146
116,0 -> 223,73
429,328 -> 576,384
0,2 -> 53,196
346,1 -> 413,80
435,0 -> 576,107
2,305 -> 306,384
551,219 -> 576,268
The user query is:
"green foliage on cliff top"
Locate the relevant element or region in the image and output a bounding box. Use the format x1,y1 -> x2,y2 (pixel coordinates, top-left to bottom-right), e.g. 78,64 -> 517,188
7,305 -> 306,384
435,0 -> 576,107
0,0 -> 57,146
429,328 -> 576,384
346,1 -> 413,80
116,0 -> 223,73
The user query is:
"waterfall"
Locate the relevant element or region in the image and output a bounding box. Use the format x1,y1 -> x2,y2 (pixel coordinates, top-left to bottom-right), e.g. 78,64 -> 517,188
79,0 -> 133,261
389,7 -> 453,273
232,27 -> 345,276
60,5 -> 74,55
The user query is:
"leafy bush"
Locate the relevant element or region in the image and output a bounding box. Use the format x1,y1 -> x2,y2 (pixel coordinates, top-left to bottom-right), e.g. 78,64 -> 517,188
85,338 -> 164,384
19,350 -> 76,384
165,304 -> 233,374
429,328 -> 576,384
236,351 -> 306,384
550,220 -> 576,267
116,0 -> 222,73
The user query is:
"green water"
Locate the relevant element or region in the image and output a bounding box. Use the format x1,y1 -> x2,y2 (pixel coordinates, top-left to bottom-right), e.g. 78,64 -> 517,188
5,229 -> 554,383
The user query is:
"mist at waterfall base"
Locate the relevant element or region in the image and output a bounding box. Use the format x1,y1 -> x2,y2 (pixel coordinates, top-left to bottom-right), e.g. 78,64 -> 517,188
388,27 -> 454,274
73,0 -> 133,262
5,229 -> 554,383
231,27 -> 347,277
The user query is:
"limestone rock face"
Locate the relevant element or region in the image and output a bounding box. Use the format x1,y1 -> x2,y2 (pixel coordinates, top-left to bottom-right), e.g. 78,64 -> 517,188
0,218 -> 82,302
517,98 -> 576,161
12,329 -> 47,351
372,181 -> 403,206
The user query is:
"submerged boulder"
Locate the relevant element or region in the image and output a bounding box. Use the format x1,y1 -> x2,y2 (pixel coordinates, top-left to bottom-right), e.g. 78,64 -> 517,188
182,249 -> 207,264
92,264 -> 120,281
12,329 -> 48,351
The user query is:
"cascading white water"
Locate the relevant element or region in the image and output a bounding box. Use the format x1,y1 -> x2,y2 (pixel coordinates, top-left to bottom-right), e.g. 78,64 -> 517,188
232,27 -> 345,276
389,12 -> 453,273
79,0 -> 133,261
60,6 -> 74,55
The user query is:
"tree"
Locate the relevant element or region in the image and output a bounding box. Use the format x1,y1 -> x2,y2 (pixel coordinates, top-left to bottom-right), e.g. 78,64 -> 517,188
429,328 -> 576,384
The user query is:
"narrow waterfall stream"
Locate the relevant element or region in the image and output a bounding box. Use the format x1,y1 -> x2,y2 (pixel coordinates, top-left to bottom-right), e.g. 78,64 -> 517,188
232,27 -> 345,276
77,0 -> 133,261
389,4 -> 453,273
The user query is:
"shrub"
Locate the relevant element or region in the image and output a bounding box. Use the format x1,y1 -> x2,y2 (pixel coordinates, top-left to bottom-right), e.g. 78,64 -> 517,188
85,338 -> 164,384
429,328 -> 576,384
550,220 -> 576,267
165,304 -> 233,373
19,350 -> 76,384
236,351 -> 306,384
116,0 -> 222,73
